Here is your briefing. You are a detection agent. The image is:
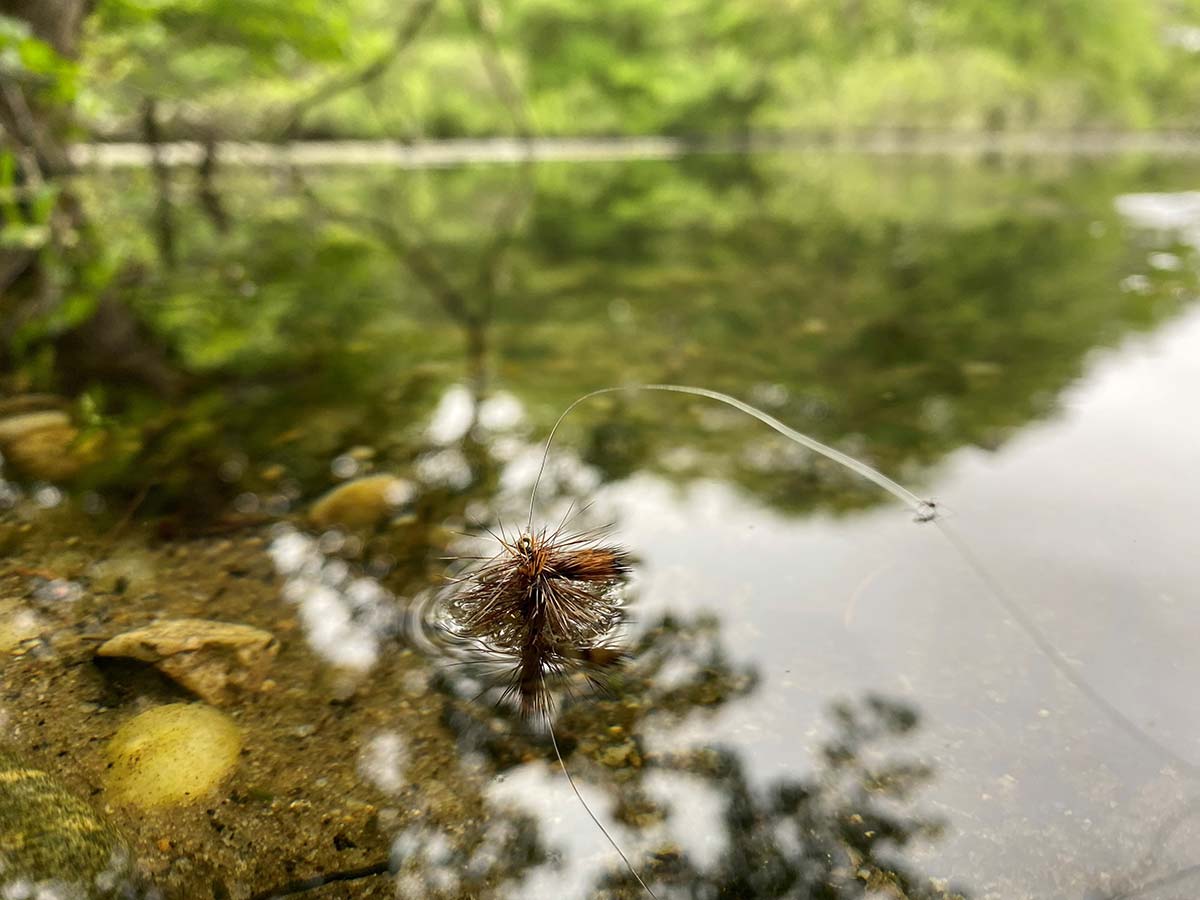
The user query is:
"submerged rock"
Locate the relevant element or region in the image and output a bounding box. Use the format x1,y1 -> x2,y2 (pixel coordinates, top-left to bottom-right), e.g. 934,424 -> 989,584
95,618 -> 278,705
104,703 -> 242,809
599,740 -> 641,769
0,397 -> 101,482
1,420 -> 86,482
0,410 -> 72,443
0,599 -> 43,654
0,748 -> 141,898
0,394 -> 68,419
309,474 -> 414,529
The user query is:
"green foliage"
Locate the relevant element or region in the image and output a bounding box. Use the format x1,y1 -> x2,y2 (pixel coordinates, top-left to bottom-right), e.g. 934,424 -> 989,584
65,0 -> 1200,138
0,151 -> 57,251
82,0 -> 355,133
0,15 -> 78,103
1,150 -> 118,361
28,153 -> 1196,516
508,0 -> 769,133
97,0 -> 350,61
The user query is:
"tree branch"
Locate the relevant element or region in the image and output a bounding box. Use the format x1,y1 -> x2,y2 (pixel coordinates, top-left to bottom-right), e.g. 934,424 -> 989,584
293,173 -> 476,328
0,80 -> 71,175
459,0 -> 533,141
279,0 -> 439,139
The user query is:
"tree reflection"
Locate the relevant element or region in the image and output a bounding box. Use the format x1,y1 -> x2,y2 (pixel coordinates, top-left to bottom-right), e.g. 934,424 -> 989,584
436,613 -> 965,900
4,156 -> 1196,529
615,696 -> 965,900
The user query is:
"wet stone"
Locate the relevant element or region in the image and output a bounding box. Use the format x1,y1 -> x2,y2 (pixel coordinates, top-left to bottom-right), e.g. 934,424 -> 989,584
0,748 -> 142,898
96,618 -> 278,705
0,396 -> 98,483
1,420 -> 87,482
0,394 -> 68,419
309,474 -> 415,530
104,703 -> 242,809
0,599 -> 43,655
599,741 -> 640,769
0,410 -> 72,443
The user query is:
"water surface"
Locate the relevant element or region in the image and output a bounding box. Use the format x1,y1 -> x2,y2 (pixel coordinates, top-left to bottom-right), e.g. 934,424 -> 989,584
2,151 -> 1199,899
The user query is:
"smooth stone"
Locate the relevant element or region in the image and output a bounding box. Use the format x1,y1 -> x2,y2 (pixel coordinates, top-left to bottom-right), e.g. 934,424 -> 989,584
0,748 -> 141,897
0,394 -> 68,419
96,619 -> 278,705
0,394 -> 108,482
0,410 -> 72,442
309,474 -> 414,529
0,599 -> 43,654
104,704 -> 242,808
0,419 -> 87,482
599,741 -> 638,768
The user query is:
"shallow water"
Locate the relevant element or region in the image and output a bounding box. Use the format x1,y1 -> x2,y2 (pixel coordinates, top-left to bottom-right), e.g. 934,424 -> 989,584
2,151 -> 1200,899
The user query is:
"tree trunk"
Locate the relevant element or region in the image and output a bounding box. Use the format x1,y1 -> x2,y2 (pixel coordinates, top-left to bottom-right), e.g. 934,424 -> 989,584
0,0 -> 91,57
1,0 -> 184,397
0,0 -> 88,360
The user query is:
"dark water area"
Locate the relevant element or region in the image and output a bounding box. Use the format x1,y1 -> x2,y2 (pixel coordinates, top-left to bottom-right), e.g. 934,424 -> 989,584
2,152 -> 1200,899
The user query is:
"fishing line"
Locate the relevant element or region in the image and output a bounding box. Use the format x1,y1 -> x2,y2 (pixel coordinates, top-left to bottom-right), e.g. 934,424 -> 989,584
542,674 -> 661,899
934,520 -> 1199,777
528,383 -> 1199,778
529,384 -> 922,528
1104,862 -> 1200,900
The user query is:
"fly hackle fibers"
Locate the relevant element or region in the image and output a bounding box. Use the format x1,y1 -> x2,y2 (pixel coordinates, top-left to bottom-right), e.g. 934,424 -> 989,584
444,521 -> 661,897
447,523 -> 633,717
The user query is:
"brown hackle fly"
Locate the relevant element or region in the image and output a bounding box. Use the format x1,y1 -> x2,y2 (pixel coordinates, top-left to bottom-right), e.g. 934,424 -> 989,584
447,523 -> 632,717
445,521 -> 662,897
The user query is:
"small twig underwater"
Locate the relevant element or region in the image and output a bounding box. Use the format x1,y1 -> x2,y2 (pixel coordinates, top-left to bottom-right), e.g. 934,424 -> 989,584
245,860 -> 392,900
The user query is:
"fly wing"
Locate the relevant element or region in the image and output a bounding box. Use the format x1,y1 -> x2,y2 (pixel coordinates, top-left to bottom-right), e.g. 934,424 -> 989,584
545,546 -> 631,584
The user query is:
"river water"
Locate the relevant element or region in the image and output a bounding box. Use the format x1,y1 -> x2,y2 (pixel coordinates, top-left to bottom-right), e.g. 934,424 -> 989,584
2,150 -> 1199,899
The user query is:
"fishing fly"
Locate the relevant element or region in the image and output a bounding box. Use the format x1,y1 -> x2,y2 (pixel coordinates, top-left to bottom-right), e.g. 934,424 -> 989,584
441,382 -> 1200,899
446,523 -> 631,719
442,515 -> 657,896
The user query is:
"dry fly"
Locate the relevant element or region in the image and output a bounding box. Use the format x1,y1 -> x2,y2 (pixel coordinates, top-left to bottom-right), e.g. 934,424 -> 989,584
444,382 -> 1200,900
447,522 -> 631,717
445,516 -> 660,898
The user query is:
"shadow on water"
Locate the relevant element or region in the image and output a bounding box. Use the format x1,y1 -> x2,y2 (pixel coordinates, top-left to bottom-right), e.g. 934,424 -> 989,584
439,610 -> 965,899
3,152 -> 1200,898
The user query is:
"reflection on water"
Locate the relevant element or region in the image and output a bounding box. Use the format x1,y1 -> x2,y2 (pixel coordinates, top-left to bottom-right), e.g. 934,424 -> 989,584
3,153 -> 1200,898
268,525 -> 403,671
